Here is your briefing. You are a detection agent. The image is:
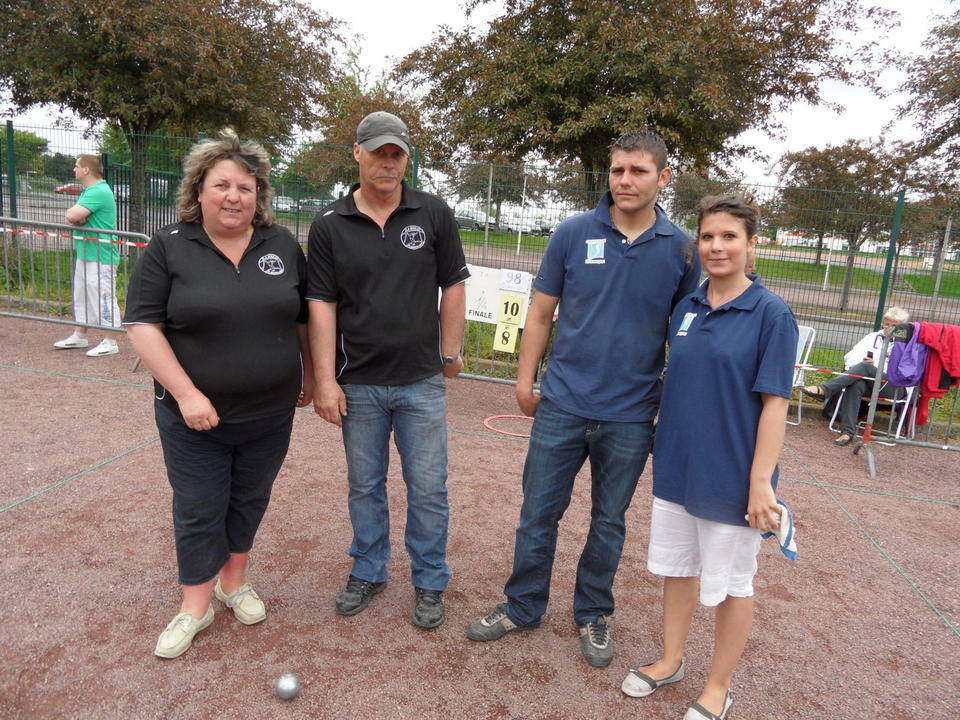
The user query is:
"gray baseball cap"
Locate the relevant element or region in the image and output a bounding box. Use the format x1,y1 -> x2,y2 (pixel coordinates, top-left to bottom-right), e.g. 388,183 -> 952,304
357,111 -> 411,154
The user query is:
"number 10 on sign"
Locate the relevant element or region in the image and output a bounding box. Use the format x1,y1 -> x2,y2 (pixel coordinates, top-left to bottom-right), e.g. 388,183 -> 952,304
494,293 -> 525,353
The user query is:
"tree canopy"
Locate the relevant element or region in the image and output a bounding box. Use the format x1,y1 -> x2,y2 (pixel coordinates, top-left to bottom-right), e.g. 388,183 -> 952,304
0,0 -> 338,231
289,44 -> 428,194
777,140 -> 901,309
9,130 -> 49,174
396,0 -> 892,193
898,4 -> 960,183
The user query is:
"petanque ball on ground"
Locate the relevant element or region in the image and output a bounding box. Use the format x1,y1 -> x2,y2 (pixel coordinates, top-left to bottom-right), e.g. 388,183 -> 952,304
275,673 -> 301,700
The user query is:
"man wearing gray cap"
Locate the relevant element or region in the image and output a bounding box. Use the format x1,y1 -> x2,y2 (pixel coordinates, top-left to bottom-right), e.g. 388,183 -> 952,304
306,111 -> 469,629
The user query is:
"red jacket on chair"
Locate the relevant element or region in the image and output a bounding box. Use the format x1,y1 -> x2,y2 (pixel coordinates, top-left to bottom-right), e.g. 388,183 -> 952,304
916,323 -> 960,426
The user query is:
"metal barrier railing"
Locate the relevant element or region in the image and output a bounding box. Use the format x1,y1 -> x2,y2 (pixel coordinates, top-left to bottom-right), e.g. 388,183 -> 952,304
858,323 -> 960,477
0,231 -> 544,385
0,216 -> 149,329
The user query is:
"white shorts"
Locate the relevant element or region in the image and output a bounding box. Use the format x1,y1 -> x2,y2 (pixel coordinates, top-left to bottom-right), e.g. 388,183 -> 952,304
73,259 -> 121,328
647,497 -> 763,607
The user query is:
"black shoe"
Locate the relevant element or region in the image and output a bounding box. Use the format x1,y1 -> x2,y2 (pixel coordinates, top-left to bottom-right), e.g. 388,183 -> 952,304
801,385 -> 826,401
834,433 -> 854,447
412,588 -> 445,628
335,575 -> 386,616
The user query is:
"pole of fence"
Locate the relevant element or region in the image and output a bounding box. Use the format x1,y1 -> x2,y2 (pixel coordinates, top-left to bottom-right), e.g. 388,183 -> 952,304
5,120 -> 17,218
875,189 -> 905,331
412,145 -> 420,189
482,163 -> 493,263
933,216 -> 951,300
515,172 -> 527,257
822,247 -> 833,291
102,153 -> 112,188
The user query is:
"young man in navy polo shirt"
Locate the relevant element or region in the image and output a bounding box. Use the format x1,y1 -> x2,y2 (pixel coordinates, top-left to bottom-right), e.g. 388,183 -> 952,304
307,111 -> 469,629
466,130 -> 701,667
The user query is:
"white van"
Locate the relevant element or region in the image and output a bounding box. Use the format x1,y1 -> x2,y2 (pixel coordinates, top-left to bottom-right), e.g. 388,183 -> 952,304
273,196 -> 295,212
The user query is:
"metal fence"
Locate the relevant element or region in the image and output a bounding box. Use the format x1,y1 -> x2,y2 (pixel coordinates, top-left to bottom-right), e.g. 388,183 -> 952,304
855,325 -> 960,478
3,121 -> 959,361
0,216 -> 147,328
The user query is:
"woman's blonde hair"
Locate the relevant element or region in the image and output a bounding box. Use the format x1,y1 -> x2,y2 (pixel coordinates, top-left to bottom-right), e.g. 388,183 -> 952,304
177,128 -> 275,226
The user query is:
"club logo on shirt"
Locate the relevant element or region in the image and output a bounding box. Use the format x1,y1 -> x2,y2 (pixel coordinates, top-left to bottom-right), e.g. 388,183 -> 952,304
676,312 -> 698,337
585,238 -> 605,264
258,253 -> 285,275
400,225 -> 426,250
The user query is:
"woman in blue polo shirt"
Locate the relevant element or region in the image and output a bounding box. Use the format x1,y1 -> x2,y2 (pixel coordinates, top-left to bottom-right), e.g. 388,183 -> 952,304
621,195 -> 798,720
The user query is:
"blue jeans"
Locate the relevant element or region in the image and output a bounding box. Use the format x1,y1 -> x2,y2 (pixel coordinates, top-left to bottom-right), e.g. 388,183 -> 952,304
341,373 -> 450,591
503,397 -> 653,626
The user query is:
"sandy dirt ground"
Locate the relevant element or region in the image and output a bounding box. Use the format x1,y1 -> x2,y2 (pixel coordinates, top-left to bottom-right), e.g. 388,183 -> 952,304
1,316 -> 958,720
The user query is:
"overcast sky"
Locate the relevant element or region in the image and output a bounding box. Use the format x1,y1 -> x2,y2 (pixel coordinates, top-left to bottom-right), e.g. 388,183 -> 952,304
9,0 -> 953,183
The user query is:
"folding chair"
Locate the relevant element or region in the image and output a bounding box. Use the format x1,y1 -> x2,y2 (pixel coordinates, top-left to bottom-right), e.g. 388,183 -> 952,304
828,384 -> 918,443
787,325 -> 816,426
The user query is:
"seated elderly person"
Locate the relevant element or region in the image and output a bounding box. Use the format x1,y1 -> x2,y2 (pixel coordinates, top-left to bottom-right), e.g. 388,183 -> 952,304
802,307 -> 910,446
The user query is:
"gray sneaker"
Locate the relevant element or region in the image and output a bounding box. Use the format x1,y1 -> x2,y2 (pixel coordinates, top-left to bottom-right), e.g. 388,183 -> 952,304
466,604 -> 524,641
579,617 -> 614,667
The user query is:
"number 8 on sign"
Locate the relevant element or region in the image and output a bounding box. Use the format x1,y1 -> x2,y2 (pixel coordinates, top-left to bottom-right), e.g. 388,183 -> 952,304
495,326 -> 514,351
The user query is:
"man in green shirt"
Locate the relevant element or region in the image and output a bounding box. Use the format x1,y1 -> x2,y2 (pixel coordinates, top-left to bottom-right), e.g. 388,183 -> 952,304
53,154 -> 121,357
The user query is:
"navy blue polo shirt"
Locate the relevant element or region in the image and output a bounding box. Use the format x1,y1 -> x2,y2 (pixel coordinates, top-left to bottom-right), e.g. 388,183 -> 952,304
123,221 -> 309,423
535,193 -> 700,421
652,278 -> 798,526
306,182 -> 470,385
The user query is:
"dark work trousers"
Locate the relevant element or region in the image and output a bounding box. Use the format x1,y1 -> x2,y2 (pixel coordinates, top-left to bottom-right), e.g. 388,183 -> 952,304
155,400 -> 294,585
821,362 -> 901,436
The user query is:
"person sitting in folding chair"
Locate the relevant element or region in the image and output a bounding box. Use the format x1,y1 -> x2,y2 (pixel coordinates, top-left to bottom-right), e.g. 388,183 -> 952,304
802,307 -> 910,446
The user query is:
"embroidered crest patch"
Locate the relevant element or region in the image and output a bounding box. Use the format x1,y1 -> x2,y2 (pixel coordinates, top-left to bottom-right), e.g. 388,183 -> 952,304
585,238 -> 605,264
400,225 -> 426,250
258,253 -> 285,275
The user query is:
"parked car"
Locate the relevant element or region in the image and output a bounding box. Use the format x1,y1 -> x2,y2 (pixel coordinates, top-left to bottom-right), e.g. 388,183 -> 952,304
500,214 -> 537,234
455,207 -> 494,229
272,195 -> 295,212
297,197 -> 329,214
455,214 -> 481,230
114,184 -> 129,200
55,183 -> 83,195
531,217 -> 555,236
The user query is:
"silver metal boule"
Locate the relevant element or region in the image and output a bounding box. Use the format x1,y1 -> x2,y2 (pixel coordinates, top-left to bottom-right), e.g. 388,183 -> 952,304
275,672 -> 301,700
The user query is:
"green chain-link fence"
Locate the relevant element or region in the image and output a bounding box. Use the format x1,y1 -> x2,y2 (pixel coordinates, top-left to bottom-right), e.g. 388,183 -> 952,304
3,122 -> 958,357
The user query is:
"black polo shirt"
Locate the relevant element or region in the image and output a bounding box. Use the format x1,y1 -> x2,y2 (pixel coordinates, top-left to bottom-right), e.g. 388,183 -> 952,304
124,221 -> 308,423
306,182 -> 470,385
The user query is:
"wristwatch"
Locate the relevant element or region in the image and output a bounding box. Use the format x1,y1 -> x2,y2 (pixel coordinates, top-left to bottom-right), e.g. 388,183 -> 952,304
442,354 -> 460,365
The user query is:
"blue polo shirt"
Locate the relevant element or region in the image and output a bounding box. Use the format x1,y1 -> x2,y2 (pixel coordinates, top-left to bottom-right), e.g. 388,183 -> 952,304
652,278 -> 798,526
535,193 -> 700,421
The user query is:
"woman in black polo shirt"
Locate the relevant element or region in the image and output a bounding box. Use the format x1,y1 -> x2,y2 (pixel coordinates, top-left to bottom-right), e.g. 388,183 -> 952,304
124,129 -> 312,659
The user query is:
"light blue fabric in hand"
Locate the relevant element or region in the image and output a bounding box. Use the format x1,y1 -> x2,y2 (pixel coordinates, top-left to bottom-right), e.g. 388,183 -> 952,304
748,499 -> 798,561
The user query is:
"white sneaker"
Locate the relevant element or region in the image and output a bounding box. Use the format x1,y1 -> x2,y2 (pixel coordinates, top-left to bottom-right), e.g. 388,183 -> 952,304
154,606 -> 215,659
86,339 -> 119,357
214,578 -> 266,625
53,334 -> 89,349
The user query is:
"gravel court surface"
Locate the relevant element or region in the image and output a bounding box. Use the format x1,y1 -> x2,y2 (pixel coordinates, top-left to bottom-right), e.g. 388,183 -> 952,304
1,315 -> 958,720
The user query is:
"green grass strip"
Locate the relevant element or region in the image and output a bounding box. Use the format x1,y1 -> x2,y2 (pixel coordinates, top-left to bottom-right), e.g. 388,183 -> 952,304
0,436 -> 160,514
